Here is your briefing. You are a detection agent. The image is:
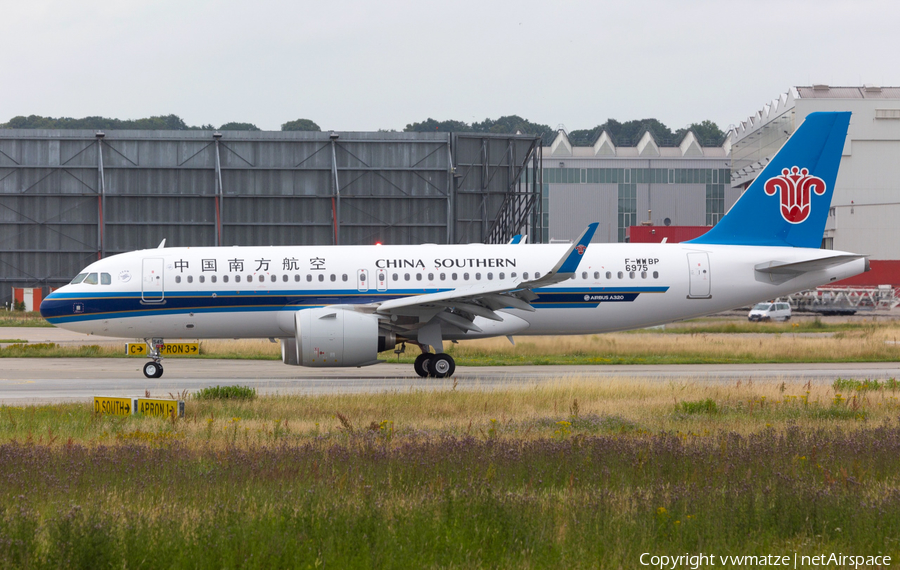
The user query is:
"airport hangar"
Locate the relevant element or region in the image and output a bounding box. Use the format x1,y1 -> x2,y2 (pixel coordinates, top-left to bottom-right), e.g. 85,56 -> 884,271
0,129 -> 541,308
540,85 -> 900,288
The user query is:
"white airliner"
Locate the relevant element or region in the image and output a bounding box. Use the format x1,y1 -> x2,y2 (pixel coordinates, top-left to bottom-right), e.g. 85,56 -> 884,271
41,112 -> 866,379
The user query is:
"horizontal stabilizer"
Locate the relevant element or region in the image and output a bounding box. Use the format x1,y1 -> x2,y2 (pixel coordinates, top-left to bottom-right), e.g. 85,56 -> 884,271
755,255 -> 867,275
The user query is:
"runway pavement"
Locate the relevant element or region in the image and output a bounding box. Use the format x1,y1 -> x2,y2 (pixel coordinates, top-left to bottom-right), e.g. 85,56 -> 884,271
2,358 -> 900,403
3,326 -> 899,403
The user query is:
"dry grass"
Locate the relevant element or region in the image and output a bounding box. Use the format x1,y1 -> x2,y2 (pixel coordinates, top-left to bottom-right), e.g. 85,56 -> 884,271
4,378 -> 900,565
445,328 -> 900,363
4,318 -> 900,364
51,376 -> 893,446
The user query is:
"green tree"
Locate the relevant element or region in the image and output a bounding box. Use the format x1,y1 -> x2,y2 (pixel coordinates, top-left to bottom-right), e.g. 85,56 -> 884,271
218,122 -> 261,131
281,118 -> 321,131
471,115 -> 554,144
567,127 -> 603,147
404,118 -> 471,133
1,114 -> 193,130
676,120 -> 725,146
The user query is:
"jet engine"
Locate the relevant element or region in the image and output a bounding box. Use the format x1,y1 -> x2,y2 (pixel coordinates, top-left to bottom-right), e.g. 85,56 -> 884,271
280,308 -> 395,367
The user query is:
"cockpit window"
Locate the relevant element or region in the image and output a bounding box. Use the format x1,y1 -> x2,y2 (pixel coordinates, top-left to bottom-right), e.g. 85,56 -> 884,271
83,273 -> 99,285
70,273 -> 87,284
101,273 -> 111,285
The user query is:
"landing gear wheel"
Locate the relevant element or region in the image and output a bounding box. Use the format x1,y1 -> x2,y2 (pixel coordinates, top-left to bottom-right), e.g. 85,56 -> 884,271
430,353 -> 455,378
143,361 -> 163,379
413,353 -> 432,378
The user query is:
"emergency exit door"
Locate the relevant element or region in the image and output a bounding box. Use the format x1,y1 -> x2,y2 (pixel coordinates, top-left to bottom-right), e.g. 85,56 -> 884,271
687,252 -> 711,299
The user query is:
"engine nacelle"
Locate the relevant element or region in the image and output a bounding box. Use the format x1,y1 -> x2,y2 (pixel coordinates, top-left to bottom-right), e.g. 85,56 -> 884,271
293,308 -> 393,367
281,338 -> 299,365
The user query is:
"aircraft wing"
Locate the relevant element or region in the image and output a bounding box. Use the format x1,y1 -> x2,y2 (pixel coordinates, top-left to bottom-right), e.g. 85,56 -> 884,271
367,223 -> 598,334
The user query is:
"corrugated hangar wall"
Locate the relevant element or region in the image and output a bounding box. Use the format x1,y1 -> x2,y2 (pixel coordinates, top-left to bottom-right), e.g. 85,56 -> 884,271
0,129 -> 541,305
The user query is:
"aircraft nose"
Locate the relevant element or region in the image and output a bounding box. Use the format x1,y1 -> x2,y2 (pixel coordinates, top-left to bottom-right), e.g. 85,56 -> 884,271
39,289 -> 66,320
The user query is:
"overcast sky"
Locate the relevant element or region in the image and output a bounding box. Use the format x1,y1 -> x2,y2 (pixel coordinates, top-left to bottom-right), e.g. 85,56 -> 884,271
2,0 -> 897,133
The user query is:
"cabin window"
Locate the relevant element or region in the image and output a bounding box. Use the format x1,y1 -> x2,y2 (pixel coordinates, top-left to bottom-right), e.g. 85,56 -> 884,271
318,274 -> 324,282
342,274 -> 348,282
294,275 -> 300,282
175,276 -> 181,284
487,272 -> 493,280
271,275 -> 277,283
629,271 -> 635,279
84,273 -> 99,285
247,275 -> 253,283
199,275 -> 205,283
235,275 -> 241,283
282,275 -> 288,282
523,272 -> 529,279
416,273 -> 422,281
535,272 -> 541,278
360,273 -> 366,282
101,273 -> 111,285
427,273 -> 434,281
330,274 -> 336,282
452,273 -> 458,280
187,275 -> 193,283
606,272 -> 612,279
211,275 -> 217,283
392,273 -> 399,281
617,272 -> 623,279
653,271 -> 659,279
440,273 -> 446,280
499,272 -> 505,280
594,271 -> 600,279
641,271 -> 647,279
223,275 -> 229,283
581,271 -> 587,280
511,272 -> 517,279
307,275 -> 312,282
463,272 -> 469,280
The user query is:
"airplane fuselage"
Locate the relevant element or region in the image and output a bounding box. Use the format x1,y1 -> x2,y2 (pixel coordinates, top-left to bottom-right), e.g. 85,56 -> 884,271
41,242 -> 866,340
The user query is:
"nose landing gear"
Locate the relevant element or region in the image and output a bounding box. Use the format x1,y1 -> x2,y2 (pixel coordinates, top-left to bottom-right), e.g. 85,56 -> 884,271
142,338 -> 165,378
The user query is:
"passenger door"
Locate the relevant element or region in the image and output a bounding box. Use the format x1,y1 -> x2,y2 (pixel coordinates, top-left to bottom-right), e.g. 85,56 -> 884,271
142,258 -> 165,303
687,252 -> 711,299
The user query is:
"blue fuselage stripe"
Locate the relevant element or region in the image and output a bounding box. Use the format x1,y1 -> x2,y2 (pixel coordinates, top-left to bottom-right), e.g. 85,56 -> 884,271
41,286 -> 669,324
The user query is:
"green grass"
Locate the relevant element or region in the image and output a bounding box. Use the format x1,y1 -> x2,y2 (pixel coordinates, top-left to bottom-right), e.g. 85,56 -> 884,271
0,343 -> 110,357
3,317 -> 899,367
630,318 -> 859,334
0,311 -> 53,327
679,398 -> 718,415
1,380 -> 899,568
833,377 -> 900,392
194,384 -> 258,401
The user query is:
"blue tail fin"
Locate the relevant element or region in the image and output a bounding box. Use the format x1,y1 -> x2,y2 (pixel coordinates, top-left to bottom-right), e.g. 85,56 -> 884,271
688,111 -> 850,248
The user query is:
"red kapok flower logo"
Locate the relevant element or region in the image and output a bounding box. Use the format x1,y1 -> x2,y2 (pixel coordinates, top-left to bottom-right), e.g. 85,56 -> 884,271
763,166 -> 827,224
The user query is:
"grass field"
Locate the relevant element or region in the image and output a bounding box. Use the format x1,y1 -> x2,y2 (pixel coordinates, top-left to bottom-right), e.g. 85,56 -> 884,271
0,311 -> 52,328
1,379 -> 900,567
3,318 -> 900,366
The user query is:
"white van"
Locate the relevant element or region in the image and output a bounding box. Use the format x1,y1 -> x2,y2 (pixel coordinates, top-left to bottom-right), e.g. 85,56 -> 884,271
748,302 -> 791,322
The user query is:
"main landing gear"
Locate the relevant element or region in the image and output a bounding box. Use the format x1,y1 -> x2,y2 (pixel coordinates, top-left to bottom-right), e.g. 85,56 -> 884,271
413,352 -> 456,378
142,338 -> 164,379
